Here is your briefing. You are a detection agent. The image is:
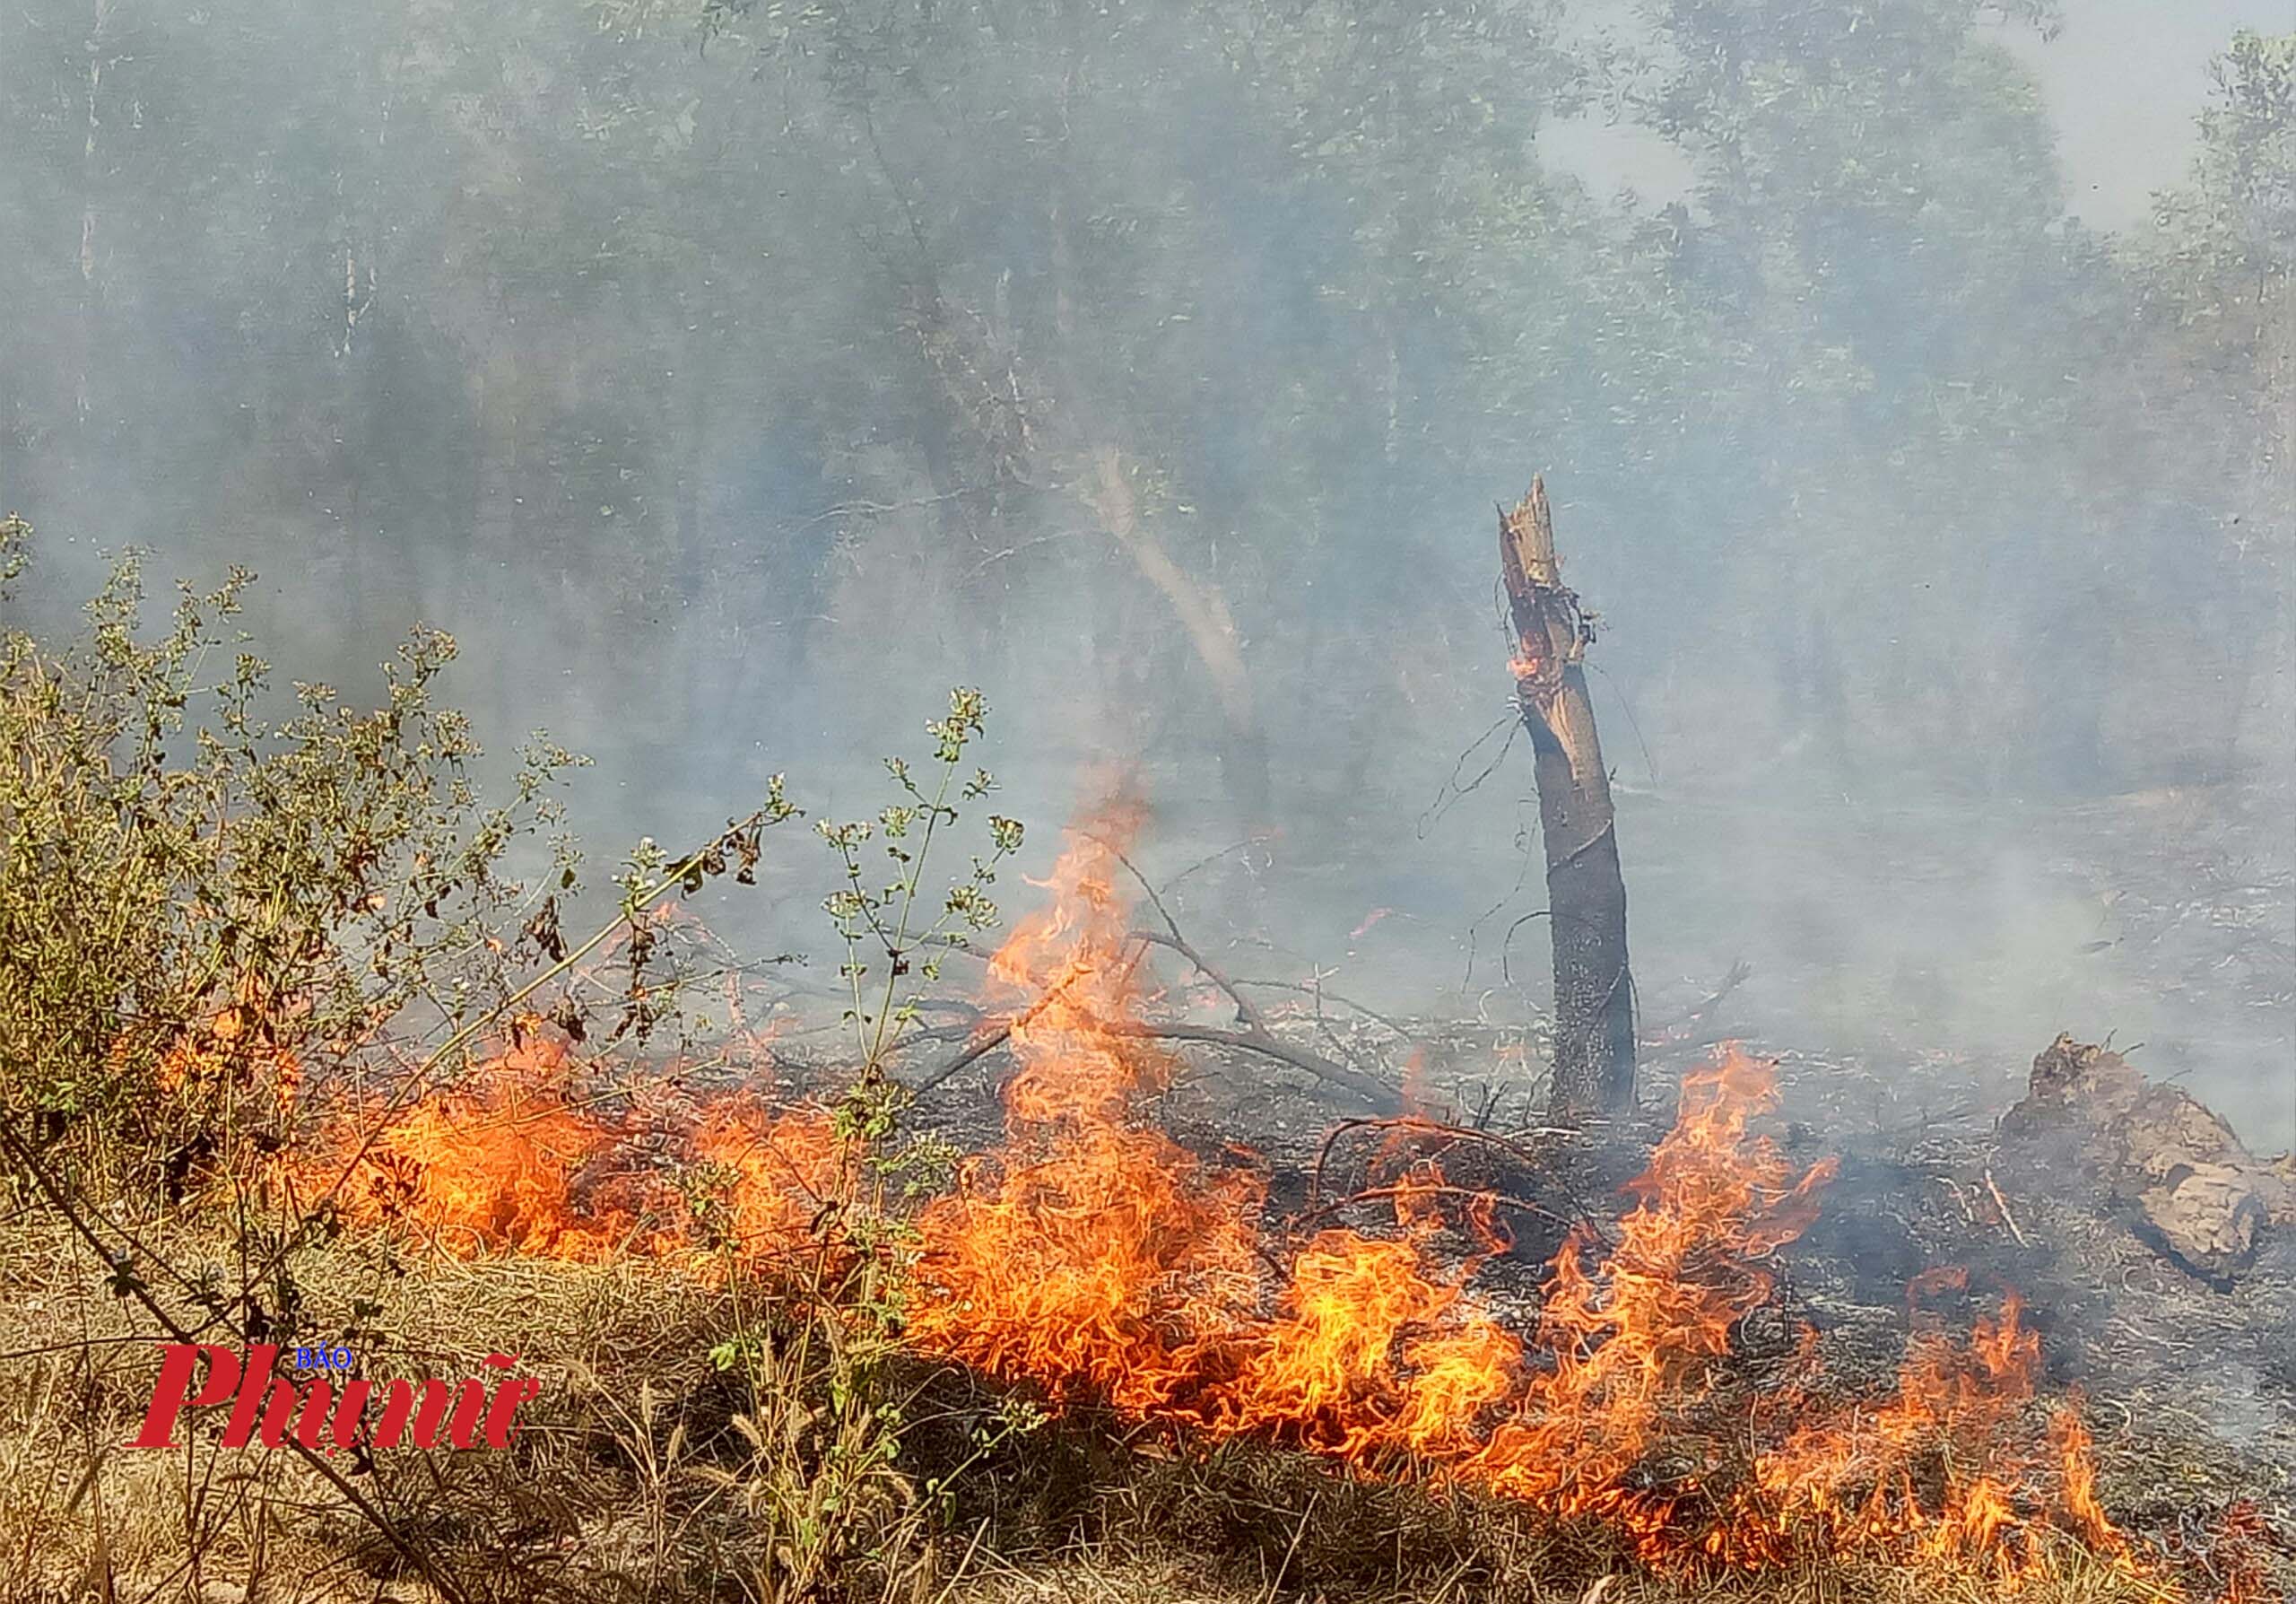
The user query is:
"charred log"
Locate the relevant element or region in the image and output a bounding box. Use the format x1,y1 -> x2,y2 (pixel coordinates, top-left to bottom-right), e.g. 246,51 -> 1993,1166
2002,1033 -> 2296,1283
1499,478 -> 1635,1120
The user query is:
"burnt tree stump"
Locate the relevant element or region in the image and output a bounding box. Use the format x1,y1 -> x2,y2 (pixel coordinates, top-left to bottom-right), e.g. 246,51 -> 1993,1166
1500,478 -> 1635,1119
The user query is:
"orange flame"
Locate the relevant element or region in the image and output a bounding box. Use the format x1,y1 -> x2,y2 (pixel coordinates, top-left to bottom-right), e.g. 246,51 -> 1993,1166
899,805 -> 2155,1578
274,798 -> 2196,1588
295,1035 -> 645,1259
909,802 -> 1268,1415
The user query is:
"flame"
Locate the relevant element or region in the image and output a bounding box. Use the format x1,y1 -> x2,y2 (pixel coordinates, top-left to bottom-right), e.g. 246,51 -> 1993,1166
688,1094 -> 843,1267
150,981 -> 305,1115
285,1033 -> 839,1266
272,798 -> 2201,1589
293,1034 -> 646,1259
898,806 -> 2161,1580
896,808 -> 2156,1579
909,802 -> 1268,1416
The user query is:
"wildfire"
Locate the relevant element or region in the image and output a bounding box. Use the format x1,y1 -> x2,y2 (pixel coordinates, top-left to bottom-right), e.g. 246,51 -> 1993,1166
907,806 -> 2149,1578
291,1033 -> 656,1260
270,800 -> 2191,1586
151,979 -> 304,1116
908,806 -> 1268,1415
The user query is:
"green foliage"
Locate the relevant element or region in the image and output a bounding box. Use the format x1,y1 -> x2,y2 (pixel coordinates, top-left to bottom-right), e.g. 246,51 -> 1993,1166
818,685 -> 1023,1072
2132,31 -> 2294,398
693,686 -> 1034,1600
2180,30 -> 2296,264
2083,29 -> 2296,771
0,515 -> 583,1188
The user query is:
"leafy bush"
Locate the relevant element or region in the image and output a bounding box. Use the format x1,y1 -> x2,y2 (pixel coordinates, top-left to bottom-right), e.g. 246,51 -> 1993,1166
0,511 -> 582,1190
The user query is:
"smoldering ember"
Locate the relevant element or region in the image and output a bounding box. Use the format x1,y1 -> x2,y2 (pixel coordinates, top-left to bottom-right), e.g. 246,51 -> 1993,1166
0,4 -> 2290,1604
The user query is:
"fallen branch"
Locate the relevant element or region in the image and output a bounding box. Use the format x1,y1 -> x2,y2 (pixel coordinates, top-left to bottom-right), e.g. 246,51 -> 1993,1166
1306,1115 -> 1612,1248
1984,1167 -> 2032,1249
1641,959 -> 1752,1045
909,1022 -> 1014,1094
1289,1181 -> 1582,1238
911,843 -> 1405,1111
1307,1115 -> 1580,1207
1230,975 -> 1418,1043
908,1007 -> 1401,1112
1106,1018 -> 1402,1112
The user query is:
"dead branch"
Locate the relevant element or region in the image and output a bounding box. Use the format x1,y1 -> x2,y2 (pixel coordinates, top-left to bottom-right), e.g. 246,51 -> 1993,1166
1983,1167 -> 2032,1249
1288,1181 -> 1582,1238
1131,928 -> 1272,1031
904,836 -> 1405,1111
1305,1114 -> 1614,1251
909,840 -> 1406,1111
1641,959 -> 1753,1044
1228,976 -> 1418,1042
1104,1018 -> 1402,1111
1306,1116 -> 1582,1208
1106,839 -> 1416,1036
909,1007 -> 1402,1112
909,1018 -> 1022,1095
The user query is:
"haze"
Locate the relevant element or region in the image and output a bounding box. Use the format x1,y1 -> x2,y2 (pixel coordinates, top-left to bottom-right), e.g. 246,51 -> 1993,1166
2,0 -> 2288,1145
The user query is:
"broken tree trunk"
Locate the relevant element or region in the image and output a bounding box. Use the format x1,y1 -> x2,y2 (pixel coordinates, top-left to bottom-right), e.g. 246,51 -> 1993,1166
1499,478 -> 1635,1120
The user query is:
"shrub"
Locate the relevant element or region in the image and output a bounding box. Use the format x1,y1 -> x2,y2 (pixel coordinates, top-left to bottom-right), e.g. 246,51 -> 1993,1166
0,511 -> 582,1191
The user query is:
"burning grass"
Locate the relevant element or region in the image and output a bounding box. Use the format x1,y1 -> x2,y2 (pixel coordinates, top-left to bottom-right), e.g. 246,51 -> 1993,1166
876,816 -> 2171,1584
33,806 -> 2249,1601
0,1211 -> 2223,1604
0,1204 -> 2222,1590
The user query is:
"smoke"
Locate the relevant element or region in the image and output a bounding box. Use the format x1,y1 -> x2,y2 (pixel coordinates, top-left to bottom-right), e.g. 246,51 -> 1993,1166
1,0 -> 2287,1146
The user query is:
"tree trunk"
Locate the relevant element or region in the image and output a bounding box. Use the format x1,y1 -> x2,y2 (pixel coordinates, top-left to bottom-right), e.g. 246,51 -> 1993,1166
1499,479 -> 1635,1120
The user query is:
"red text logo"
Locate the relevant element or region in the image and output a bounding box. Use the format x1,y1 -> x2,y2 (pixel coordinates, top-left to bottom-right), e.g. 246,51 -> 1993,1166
129,1345 -> 542,1452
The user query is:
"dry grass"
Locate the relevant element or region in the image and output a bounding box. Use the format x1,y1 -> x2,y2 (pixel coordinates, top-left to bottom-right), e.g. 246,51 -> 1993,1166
0,1212 -> 744,1602
0,1212 -> 2207,1604
942,1552 -> 2172,1604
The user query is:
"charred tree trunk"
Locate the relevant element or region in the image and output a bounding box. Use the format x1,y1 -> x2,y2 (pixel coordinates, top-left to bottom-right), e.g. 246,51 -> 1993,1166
1499,479 -> 1635,1120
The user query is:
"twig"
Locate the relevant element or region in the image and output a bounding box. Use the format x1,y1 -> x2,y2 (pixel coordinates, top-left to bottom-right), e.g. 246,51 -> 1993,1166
1307,1116 -> 1610,1247
1261,1488 -> 1319,1603
1093,841 -> 1403,1110
1098,839 -> 1394,1048
1984,1167 -> 2032,1248
263,809 -> 787,1285
909,842 -> 1404,1111
1309,1116 -> 1578,1208
1118,1020 -> 1401,1112
1641,959 -> 1753,1042
1130,928 -> 1271,1033
908,952 -> 1108,1094
1229,975 -> 1418,1042
1126,928 -> 1413,1050
1289,1181 -> 1579,1237
909,1021 -> 1014,1094
907,1008 -> 1402,1112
